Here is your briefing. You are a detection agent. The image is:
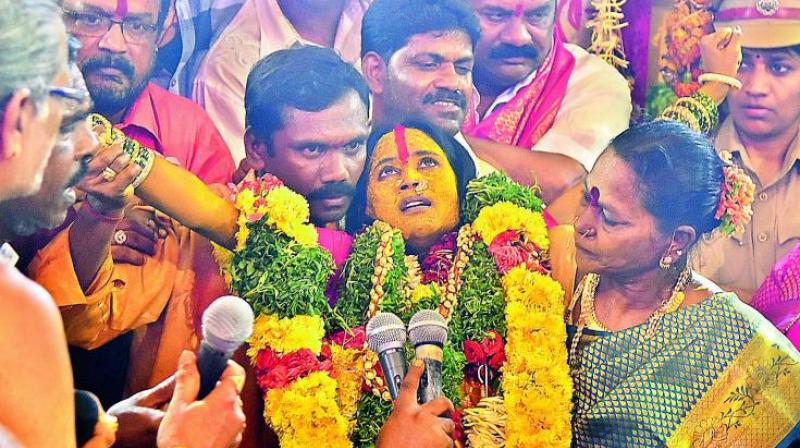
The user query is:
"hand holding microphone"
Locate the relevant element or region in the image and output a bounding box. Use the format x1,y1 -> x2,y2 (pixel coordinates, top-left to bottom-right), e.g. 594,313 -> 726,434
408,310 -> 448,404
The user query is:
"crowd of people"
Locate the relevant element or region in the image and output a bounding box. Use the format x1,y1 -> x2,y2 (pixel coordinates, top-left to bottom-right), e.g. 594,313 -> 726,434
1,0 -> 799,446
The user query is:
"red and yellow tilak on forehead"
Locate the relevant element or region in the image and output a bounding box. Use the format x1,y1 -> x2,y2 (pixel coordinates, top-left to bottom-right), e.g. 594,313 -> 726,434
393,125 -> 409,165
373,127 -> 446,167
114,0 -> 128,20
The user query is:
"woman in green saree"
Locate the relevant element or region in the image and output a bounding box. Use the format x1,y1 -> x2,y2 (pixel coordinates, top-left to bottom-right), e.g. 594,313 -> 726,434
563,119 -> 800,447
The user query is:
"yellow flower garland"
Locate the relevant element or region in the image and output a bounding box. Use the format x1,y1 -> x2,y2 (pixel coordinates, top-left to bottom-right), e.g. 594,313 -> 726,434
473,201 -> 550,250
224,179 -> 354,448
264,372 -> 352,448
248,314 -> 325,357
224,175 -> 573,447
501,266 -> 572,448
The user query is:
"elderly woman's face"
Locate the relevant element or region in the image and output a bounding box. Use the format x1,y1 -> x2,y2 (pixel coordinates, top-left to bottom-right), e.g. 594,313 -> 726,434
573,150 -> 672,276
365,128 -> 460,252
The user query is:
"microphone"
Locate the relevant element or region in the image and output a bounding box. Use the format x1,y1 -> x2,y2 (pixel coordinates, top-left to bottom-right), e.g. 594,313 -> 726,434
74,390 -> 100,447
366,312 -> 408,400
197,295 -> 254,399
408,310 -> 448,404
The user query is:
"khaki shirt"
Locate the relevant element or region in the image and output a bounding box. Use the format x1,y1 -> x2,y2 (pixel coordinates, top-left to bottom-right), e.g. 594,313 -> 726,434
691,118 -> 800,300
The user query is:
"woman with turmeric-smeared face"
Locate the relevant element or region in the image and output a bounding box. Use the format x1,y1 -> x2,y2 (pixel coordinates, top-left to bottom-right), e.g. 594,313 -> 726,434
347,123 -> 476,255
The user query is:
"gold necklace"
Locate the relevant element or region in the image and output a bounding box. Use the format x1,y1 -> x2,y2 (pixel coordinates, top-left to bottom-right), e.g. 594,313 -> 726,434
566,267 -> 693,373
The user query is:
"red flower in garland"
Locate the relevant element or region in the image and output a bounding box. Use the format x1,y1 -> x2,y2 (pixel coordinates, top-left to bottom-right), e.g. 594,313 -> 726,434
420,232 -> 457,284
487,230 -> 547,274
482,330 -> 506,370
326,326 -> 366,350
463,331 -> 506,383
255,348 -> 332,390
463,339 -> 485,366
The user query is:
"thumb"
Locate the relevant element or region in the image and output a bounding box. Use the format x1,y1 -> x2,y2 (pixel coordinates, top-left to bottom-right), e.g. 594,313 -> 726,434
395,358 -> 424,409
169,350 -> 200,408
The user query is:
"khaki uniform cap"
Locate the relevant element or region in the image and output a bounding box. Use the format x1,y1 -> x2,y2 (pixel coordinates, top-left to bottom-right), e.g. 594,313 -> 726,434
714,0 -> 800,48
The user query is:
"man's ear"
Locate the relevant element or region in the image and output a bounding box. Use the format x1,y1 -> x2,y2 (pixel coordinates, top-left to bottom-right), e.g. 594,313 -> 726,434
244,129 -> 269,172
362,52 -> 387,95
0,89 -> 34,161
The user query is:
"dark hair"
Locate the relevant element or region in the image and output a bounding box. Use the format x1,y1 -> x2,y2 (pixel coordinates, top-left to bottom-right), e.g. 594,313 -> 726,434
361,0 -> 481,60
245,45 -> 370,148
609,120 -> 724,237
346,120 -> 477,233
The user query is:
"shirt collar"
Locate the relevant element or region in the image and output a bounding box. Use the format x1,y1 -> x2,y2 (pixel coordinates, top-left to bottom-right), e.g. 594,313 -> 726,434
484,69 -> 538,118
117,82 -> 161,144
716,117 -> 800,187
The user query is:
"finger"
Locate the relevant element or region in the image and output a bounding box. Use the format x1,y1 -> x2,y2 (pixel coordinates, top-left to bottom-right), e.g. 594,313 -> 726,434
169,350 -> 200,408
137,374 -> 177,408
85,146 -> 124,175
396,358 -> 424,409
420,396 -> 455,417
438,416 -> 456,437
110,246 -> 146,266
715,27 -> 736,49
116,230 -> 157,256
107,153 -> 132,175
203,368 -> 241,409
219,360 -> 246,394
116,217 -> 158,242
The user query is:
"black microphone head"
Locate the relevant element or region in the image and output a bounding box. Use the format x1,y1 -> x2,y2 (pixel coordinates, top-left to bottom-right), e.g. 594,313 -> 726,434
408,310 -> 448,347
202,296 -> 255,353
366,312 -> 407,353
74,389 -> 100,446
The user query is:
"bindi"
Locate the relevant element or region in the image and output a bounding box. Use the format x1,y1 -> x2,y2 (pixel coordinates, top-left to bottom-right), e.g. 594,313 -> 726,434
589,186 -> 600,207
513,2 -> 524,17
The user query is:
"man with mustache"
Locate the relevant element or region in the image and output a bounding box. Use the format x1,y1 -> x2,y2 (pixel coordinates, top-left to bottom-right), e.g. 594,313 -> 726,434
462,0 -> 631,206
360,0 -> 494,175
63,0 -> 234,185
691,0 -> 800,302
192,0 -> 370,165
29,44 -> 369,447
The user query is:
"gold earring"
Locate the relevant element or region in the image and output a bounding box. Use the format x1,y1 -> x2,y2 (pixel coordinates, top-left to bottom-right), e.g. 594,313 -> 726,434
659,255 -> 673,269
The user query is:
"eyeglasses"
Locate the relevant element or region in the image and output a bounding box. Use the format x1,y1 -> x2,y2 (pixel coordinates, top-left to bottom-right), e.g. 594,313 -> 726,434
48,85 -> 91,116
63,9 -> 159,45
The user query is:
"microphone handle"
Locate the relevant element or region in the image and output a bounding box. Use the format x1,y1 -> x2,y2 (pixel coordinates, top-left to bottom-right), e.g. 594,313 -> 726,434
197,341 -> 233,399
415,344 -> 444,404
378,347 -> 407,400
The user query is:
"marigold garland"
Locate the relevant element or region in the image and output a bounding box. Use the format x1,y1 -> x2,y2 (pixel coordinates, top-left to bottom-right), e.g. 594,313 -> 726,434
220,174 -> 350,447
222,173 -> 572,447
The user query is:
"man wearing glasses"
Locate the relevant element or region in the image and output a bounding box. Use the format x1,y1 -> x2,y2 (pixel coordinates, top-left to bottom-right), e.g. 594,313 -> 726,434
61,0 -> 234,186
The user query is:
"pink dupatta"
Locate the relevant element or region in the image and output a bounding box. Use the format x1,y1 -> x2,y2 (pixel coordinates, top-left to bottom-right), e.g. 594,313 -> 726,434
461,26 -> 576,149
751,243 -> 800,349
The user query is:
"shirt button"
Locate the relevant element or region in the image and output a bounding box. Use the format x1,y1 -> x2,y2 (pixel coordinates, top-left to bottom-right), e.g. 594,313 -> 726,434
758,232 -> 769,243
170,79 -> 176,87
759,192 -> 768,201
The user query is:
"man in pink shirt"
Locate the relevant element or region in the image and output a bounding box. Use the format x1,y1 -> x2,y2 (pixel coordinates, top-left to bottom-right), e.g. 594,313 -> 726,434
63,0 -> 235,185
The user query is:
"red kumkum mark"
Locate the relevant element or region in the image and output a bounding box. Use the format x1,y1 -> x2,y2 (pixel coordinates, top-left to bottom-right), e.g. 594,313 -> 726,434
114,0 -> 128,20
589,186 -> 600,207
513,2 -> 524,17
394,125 -> 409,165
